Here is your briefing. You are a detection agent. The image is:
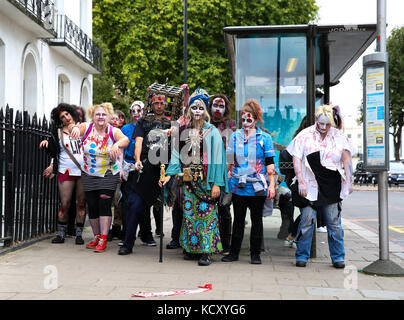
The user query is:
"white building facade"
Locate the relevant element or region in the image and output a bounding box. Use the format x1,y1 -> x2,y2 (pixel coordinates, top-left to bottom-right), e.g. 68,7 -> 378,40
0,0 -> 101,118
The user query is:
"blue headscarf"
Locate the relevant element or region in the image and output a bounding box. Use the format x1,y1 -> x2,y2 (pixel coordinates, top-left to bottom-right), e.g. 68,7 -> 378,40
189,87 -> 210,110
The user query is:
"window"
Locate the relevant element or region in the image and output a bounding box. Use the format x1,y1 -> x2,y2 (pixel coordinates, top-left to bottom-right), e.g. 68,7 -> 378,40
23,53 -> 38,115
348,134 -> 352,138
236,34 -> 307,147
58,74 -> 70,104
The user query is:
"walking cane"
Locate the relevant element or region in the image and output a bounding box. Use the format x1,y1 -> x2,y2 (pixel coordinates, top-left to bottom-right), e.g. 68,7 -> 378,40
159,164 -> 166,263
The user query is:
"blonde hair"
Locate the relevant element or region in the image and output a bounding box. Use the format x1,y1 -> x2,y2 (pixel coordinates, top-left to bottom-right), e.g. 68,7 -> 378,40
315,105 -> 336,127
88,102 -> 114,120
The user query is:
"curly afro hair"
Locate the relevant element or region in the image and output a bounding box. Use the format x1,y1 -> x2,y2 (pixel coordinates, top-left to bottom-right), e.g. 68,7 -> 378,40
50,103 -> 80,127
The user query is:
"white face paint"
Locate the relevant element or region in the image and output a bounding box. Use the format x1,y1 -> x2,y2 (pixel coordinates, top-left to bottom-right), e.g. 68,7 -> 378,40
241,112 -> 256,129
315,114 -> 331,134
211,98 -> 226,119
131,105 -> 143,121
190,100 -> 205,120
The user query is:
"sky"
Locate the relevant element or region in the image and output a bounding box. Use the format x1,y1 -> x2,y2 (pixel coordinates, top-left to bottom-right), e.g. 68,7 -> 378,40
315,0 -> 404,125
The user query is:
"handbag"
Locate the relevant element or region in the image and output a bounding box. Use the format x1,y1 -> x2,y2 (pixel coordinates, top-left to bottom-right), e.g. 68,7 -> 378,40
262,197 -> 274,217
219,192 -> 232,207
290,181 -> 310,208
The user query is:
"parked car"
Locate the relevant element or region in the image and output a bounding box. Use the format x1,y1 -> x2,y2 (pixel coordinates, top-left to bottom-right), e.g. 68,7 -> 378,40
368,161 -> 404,187
388,161 -> 404,186
353,161 -> 374,185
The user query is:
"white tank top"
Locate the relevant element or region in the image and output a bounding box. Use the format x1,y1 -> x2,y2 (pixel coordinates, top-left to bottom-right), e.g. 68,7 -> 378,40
58,130 -> 83,176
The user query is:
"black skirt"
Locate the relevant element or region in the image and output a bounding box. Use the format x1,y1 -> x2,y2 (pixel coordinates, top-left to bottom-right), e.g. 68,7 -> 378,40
81,170 -> 120,192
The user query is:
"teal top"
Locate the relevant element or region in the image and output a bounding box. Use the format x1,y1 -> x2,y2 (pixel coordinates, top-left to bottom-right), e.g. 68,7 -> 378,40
166,122 -> 229,193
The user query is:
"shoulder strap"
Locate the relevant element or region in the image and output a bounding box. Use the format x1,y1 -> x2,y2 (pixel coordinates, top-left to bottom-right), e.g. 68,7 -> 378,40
109,125 -> 116,143
81,122 -> 93,144
60,128 -> 83,172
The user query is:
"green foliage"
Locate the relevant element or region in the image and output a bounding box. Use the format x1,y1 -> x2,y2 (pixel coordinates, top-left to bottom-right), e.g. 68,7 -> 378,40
387,27 -> 404,160
93,0 -> 318,106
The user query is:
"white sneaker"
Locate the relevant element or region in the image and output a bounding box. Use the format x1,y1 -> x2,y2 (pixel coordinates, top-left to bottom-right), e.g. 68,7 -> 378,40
284,239 -> 297,248
284,239 -> 294,247
316,226 -> 327,233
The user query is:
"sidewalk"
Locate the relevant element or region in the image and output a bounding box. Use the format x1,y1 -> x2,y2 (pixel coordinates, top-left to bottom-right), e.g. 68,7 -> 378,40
0,208 -> 404,300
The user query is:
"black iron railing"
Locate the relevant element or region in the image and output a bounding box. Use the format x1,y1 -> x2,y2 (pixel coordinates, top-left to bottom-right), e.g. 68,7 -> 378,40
7,0 -> 56,32
52,15 -> 102,73
1,105 -> 58,247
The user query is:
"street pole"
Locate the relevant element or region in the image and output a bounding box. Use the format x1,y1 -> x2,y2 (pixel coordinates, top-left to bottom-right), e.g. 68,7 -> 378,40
377,0 -> 389,262
363,0 -> 404,277
183,0 -> 188,84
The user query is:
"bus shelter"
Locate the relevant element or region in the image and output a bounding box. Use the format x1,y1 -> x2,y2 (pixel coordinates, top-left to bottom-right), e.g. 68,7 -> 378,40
223,24 -> 377,151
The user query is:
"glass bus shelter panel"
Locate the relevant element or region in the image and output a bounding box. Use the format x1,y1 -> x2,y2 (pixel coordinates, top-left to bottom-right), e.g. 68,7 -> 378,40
235,34 -> 307,151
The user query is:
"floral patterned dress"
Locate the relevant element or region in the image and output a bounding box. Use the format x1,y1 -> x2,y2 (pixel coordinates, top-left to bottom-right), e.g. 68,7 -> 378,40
166,122 -> 228,254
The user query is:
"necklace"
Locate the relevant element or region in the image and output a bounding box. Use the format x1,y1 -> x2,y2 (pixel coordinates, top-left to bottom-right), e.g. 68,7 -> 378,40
186,125 -> 204,158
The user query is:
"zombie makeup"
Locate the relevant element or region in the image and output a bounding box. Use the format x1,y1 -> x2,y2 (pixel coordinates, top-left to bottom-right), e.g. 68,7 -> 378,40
59,111 -> 73,126
211,97 -> 226,119
241,111 -> 256,129
190,99 -> 205,120
130,105 -> 143,121
315,114 -> 331,134
151,94 -> 166,115
110,114 -> 120,127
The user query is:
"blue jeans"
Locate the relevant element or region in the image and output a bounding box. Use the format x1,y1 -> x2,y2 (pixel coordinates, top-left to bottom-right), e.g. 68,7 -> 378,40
295,202 -> 345,263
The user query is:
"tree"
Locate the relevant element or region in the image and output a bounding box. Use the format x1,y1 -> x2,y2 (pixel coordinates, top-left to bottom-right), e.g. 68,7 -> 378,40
387,27 -> 404,161
92,0 -> 318,103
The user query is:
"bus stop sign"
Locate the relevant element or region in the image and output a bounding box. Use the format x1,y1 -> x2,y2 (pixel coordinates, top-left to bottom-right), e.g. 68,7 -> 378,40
362,52 -> 389,171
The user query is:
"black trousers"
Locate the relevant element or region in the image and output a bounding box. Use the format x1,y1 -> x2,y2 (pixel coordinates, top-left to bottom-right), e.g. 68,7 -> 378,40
230,194 -> 266,256
170,202 -> 183,244
140,205 -> 162,242
218,203 -> 232,251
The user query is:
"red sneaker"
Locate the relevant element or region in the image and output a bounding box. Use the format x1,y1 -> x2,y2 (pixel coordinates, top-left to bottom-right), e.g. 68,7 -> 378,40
86,234 -> 100,249
94,235 -> 108,253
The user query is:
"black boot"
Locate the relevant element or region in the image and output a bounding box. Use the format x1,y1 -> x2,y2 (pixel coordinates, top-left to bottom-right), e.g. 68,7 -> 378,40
221,254 -> 239,262
52,222 -> 66,243
250,253 -> 262,264
75,223 -> 84,245
198,254 -> 211,266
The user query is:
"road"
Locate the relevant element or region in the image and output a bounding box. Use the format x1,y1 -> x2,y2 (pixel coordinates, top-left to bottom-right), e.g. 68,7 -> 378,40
342,189 -> 404,248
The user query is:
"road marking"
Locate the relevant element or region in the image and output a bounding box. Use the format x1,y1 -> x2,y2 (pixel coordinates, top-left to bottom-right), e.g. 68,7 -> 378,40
389,226 -> 404,234
349,220 -> 404,234
342,218 -> 404,254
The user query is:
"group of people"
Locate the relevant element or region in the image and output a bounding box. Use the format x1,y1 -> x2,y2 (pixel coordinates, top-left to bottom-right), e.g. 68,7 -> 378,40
40,85 -> 354,269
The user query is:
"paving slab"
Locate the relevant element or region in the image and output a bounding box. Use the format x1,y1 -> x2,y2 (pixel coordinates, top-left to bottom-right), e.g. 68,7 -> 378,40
0,208 -> 404,301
